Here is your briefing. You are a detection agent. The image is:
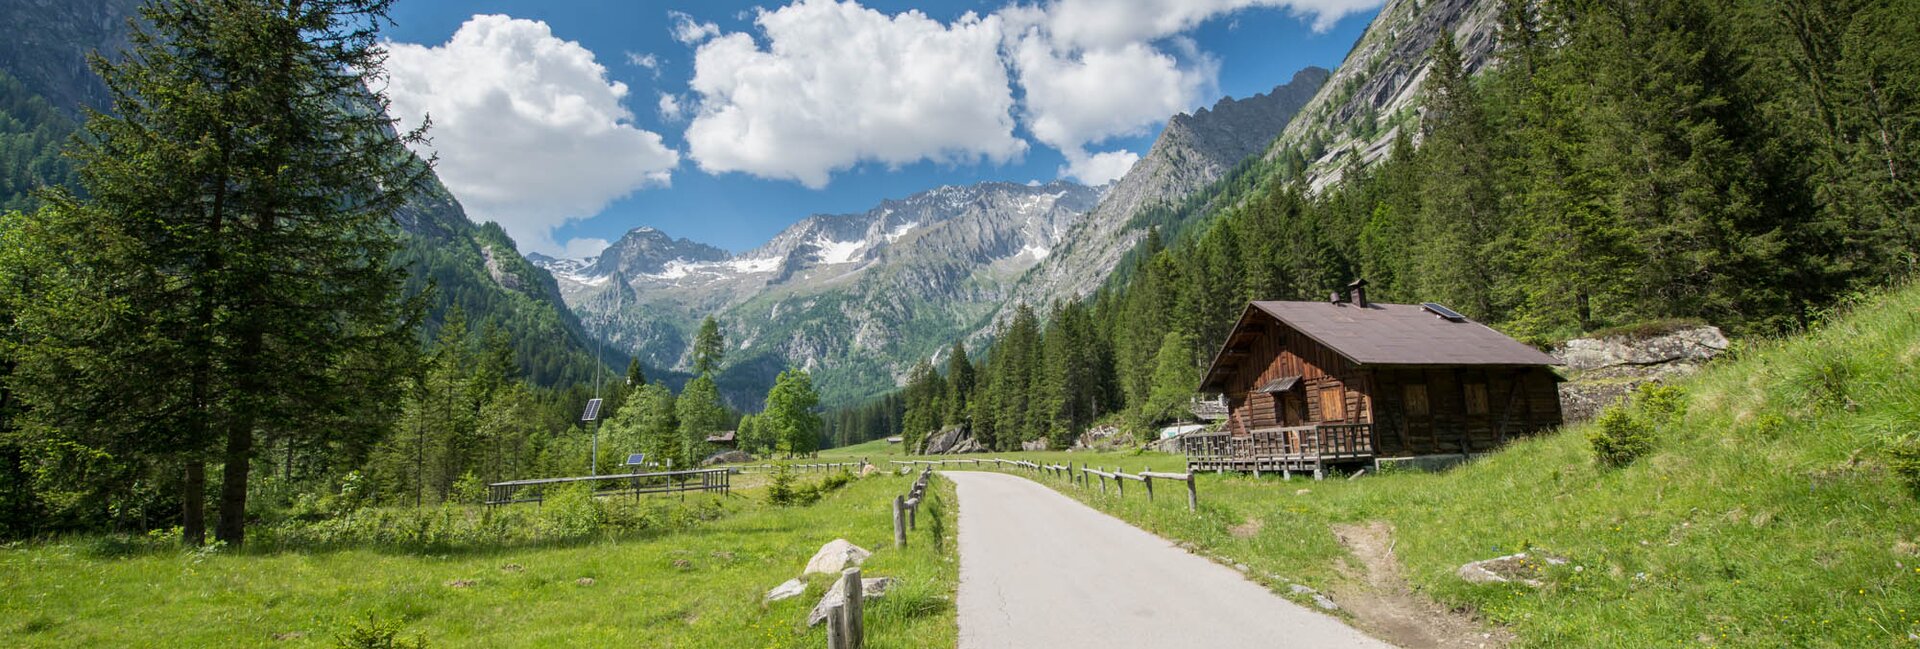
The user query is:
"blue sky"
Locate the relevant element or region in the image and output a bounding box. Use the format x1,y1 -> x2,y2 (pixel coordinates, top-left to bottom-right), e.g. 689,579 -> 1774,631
379,0 -> 1381,255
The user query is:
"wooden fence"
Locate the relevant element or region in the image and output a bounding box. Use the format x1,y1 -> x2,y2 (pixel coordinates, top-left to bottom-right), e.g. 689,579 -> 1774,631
895,458 -> 1198,512
485,468 -> 730,506
724,461 -> 869,474
891,467 -> 932,548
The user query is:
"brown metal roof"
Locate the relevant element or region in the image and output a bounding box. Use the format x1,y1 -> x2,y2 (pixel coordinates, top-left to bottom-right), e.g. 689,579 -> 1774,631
1248,301 -> 1560,367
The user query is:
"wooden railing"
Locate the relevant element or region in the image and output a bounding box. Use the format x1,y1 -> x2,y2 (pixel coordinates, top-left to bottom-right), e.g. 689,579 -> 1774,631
1183,423 -> 1374,478
485,468 -> 730,505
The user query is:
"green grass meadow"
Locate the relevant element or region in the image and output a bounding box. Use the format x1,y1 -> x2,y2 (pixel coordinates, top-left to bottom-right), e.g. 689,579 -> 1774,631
1,469 -> 957,648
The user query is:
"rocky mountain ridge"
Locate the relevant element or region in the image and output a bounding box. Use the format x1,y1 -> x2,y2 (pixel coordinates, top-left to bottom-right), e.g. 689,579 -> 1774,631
1262,0 -> 1502,191
531,181 -> 1105,405
992,66 -> 1330,319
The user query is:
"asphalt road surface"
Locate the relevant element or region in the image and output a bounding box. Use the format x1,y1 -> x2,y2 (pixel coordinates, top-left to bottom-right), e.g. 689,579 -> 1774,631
946,470 -> 1392,649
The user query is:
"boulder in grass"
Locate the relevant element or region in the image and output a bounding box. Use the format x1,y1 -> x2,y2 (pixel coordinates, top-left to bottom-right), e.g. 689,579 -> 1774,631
803,539 -> 870,576
806,577 -> 895,626
1457,552 -> 1566,587
765,578 -> 808,603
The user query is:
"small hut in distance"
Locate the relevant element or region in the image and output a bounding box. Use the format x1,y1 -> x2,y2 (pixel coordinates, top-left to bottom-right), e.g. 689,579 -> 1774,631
1187,280 -> 1563,477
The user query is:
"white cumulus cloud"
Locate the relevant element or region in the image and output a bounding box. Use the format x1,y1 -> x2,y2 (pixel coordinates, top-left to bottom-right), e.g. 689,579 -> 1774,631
1030,0 -> 1380,50
670,10 -> 721,44
683,0 -> 1026,189
1008,31 -> 1214,183
383,14 -> 680,256
658,92 -> 685,122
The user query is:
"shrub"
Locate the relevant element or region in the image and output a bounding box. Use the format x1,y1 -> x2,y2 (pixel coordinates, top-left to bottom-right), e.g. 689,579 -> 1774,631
450,472 -> 487,505
1589,407 -> 1655,468
766,466 -> 798,506
540,483 -> 605,539
334,615 -> 428,649
1884,433 -> 1920,498
1634,382 -> 1688,422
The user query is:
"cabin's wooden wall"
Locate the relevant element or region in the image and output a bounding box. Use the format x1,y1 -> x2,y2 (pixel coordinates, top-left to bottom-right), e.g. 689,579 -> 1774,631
1222,314 -> 1370,435
1368,367 -> 1562,457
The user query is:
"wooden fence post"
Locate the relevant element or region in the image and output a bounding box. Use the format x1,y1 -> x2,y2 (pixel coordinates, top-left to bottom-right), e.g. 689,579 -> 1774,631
892,496 -> 906,548
1115,468 -> 1125,497
842,567 -> 864,649
1186,475 -> 1197,512
1143,469 -> 1154,502
826,601 -> 848,649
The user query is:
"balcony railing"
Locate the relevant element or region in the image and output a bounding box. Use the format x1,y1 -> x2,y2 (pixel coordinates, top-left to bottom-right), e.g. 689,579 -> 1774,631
1182,423 -> 1373,475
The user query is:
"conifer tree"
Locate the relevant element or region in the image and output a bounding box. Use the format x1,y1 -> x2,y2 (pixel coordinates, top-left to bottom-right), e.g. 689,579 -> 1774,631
626,358 -> 647,387
0,0 -> 426,546
691,316 -> 725,376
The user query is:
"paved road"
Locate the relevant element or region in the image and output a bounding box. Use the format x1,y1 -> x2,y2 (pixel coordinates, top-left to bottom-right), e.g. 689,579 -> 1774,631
946,470 -> 1392,649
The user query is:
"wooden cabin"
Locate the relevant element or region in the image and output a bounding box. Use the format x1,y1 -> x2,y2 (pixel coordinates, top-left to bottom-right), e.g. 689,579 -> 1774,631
1187,283 -> 1562,476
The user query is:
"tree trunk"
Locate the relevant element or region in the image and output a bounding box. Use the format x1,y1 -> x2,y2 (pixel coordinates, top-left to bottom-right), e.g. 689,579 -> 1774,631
215,415 -> 253,547
182,460 -> 205,546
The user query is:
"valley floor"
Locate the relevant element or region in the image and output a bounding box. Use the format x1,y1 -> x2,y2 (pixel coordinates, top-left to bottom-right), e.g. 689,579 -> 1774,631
0,472 -> 956,648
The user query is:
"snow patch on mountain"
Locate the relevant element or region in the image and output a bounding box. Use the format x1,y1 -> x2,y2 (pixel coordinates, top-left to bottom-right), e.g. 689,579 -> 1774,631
814,237 -> 864,265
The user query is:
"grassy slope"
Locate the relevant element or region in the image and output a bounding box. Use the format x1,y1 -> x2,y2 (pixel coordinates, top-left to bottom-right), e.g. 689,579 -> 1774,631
862,283 -> 1920,646
0,472 -> 957,648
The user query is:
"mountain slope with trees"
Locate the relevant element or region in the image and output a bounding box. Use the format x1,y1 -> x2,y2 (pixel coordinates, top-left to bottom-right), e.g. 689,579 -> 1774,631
842,0 -> 1919,451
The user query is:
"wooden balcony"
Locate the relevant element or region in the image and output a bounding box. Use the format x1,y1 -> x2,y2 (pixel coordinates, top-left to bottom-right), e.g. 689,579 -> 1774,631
1181,423 -> 1374,478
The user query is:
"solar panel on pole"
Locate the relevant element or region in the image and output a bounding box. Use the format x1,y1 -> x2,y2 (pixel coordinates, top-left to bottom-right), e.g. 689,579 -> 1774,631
581,398 -> 603,422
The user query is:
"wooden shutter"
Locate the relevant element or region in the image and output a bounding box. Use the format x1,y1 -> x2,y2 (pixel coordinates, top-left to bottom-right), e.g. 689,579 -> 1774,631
1319,387 -> 1345,421
1404,384 -> 1430,417
1465,383 -> 1489,415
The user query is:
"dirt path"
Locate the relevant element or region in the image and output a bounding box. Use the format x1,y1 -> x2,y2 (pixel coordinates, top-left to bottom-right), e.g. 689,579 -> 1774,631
945,470 -> 1390,648
1329,521 -> 1512,649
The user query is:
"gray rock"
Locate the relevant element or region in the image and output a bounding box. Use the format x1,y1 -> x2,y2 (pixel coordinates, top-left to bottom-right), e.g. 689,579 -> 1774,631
1020,438 -> 1049,451
806,577 -> 895,627
1311,594 -> 1340,611
765,578 -> 807,603
1457,552 -> 1566,587
803,539 -> 871,576
1552,325 -> 1729,422
702,449 -> 751,465
920,425 -> 970,455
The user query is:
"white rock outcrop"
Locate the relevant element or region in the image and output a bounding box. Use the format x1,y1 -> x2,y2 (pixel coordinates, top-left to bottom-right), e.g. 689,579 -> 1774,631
802,539 -> 871,577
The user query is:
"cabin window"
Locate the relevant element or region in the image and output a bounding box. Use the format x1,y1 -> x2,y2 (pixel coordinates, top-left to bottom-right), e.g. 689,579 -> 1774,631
1465,383 -> 1489,415
1404,384 -> 1430,417
1318,387 -> 1345,421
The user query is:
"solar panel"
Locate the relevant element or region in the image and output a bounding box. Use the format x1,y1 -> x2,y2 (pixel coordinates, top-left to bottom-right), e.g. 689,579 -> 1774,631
580,398 -> 603,422
1421,302 -> 1468,322
625,453 -> 646,466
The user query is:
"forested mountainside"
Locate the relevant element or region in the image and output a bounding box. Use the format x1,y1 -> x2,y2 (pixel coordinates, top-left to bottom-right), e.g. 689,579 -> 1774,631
997,67 -> 1329,319
534,181 -> 1104,407
0,0 -> 610,386
840,0 -> 1919,450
